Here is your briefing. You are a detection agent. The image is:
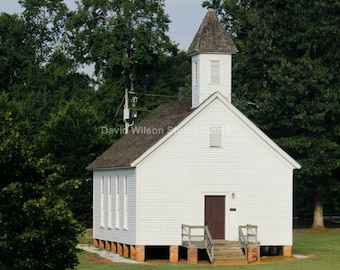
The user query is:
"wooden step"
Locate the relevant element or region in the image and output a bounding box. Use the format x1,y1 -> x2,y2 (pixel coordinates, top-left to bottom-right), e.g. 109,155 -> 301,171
213,241 -> 246,262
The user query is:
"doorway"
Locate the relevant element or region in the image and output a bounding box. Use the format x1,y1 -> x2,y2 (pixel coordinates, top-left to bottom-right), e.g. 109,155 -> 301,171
204,196 -> 225,239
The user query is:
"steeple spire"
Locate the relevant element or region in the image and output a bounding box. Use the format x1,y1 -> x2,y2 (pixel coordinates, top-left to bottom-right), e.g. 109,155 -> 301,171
188,10 -> 238,56
188,10 -> 238,107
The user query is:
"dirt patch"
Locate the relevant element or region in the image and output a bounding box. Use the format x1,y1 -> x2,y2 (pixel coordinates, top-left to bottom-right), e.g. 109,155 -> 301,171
79,251 -> 114,264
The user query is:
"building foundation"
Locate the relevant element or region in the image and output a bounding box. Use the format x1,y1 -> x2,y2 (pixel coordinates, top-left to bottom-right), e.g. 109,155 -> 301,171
135,245 -> 145,262
187,247 -> 198,264
105,241 -> 111,251
123,244 -> 130,257
130,245 -> 136,260
247,246 -> 258,262
117,243 -> 123,256
111,242 -> 117,253
283,245 -> 292,257
93,239 -> 99,247
99,239 -> 105,249
169,245 -> 179,263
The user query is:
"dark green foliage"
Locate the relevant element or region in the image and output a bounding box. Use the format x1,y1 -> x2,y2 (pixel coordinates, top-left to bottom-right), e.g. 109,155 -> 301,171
40,99 -> 110,179
39,99 -> 111,226
0,13 -> 35,96
0,94 -> 83,269
68,0 -> 174,78
0,93 -> 35,189
68,0 -> 190,112
19,0 -> 69,63
0,182 -> 82,270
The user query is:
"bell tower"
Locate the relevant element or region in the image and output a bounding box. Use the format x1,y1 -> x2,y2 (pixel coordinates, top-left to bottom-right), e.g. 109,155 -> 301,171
187,10 -> 238,108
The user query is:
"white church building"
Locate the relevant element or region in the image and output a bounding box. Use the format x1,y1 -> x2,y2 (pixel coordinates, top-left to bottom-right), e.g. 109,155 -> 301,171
87,10 -> 301,264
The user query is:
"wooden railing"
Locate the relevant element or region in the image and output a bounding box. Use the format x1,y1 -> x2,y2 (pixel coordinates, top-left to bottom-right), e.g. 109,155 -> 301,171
204,226 -> 214,262
181,224 -> 214,262
238,224 -> 260,261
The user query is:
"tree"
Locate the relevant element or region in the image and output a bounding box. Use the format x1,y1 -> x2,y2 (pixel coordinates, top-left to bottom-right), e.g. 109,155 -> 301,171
203,0 -> 340,228
0,176 -> 83,269
0,10 -> 95,141
68,0 -> 178,93
39,99 -> 111,226
0,93 -> 83,269
0,92 -> 34,189
67,0 -> 191,131
18,50 -> 96,142
18,0 -> 70,64
0,162 -> 83,269
0,13 -> 36,97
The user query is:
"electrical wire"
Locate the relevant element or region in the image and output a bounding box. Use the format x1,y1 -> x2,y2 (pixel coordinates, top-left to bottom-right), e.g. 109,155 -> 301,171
111,95 -> 125,126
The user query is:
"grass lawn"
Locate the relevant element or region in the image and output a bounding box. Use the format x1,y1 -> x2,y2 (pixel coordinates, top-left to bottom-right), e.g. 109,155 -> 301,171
77,229 -> 340,270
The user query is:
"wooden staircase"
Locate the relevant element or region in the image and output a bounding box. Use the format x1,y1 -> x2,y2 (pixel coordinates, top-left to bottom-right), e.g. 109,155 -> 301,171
213,240 -> 246,262
181,224 -> 258,264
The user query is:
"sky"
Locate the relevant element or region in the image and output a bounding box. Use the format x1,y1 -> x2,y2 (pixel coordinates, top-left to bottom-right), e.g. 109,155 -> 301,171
0,0 -> 208,51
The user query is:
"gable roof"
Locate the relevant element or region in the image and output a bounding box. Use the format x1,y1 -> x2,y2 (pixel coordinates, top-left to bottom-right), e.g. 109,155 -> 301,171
87,92 -> 301,170
129,92 -> 301,169
86,99 -> 194,170
187,10 -> 238,55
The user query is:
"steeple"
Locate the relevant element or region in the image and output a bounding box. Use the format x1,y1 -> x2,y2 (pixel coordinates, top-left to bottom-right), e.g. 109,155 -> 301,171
188,10 -> 238,55
188,10 -> 238,107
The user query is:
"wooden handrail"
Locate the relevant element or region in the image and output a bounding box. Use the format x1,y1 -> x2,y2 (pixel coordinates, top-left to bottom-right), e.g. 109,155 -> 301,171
182,224 -> 214,263
204,226 -> 214,262
239,224 -> 260,262
238,226 -> 248,258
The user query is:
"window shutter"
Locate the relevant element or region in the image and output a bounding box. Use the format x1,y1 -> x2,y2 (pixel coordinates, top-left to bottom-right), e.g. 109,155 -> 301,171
209,127 -> 222,147
211,60 -> 220,83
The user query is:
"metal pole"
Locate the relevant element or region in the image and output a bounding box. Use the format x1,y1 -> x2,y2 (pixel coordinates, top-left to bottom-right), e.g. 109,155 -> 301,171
123,88 -> 129,134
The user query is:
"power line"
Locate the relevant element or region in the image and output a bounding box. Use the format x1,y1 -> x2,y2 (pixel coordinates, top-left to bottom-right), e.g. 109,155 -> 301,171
110,95 -> 125,126
131,92 -> 177,98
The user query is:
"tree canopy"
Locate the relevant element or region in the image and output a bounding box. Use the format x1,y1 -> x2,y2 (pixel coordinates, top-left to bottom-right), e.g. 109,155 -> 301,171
0,92 -> 83,269
68,0 -> 176,88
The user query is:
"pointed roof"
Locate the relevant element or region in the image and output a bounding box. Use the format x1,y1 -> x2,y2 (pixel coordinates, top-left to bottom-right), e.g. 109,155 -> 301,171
87,99 -> 194,169
130,92 -> 301,169
87,93 -> 301,171
187,10 -> 238,55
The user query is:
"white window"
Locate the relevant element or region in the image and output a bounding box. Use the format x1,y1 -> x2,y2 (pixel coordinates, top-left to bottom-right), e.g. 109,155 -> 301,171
123,176 -> 128,229
211,60 -> 220,83
100,176 -> 104,227
115,176 -> 120,228
107,176 -> 112,228
209,127 -> 222,147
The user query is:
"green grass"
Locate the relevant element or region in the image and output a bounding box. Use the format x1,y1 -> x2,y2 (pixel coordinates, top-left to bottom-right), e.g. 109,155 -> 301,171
77,229 -> 340,270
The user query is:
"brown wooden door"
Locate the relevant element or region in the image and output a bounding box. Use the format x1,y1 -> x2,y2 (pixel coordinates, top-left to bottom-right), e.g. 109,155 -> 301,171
205,196 -> 225,239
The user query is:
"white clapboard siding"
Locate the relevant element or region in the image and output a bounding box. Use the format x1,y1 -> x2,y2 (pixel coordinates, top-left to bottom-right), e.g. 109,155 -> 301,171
192,53 -> 232,108
93,168 -> 137,244
135,98 -> 295,246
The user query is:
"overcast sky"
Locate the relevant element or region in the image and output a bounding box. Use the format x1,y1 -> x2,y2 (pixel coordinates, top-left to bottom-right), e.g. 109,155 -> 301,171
0,0 -> 207,51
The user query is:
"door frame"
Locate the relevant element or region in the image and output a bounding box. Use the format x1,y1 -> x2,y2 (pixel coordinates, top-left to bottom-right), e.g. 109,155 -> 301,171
203,193 -> 228,240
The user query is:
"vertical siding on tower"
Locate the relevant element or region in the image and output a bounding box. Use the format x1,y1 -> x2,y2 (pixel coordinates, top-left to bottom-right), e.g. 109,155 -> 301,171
192,53 -> 232,108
